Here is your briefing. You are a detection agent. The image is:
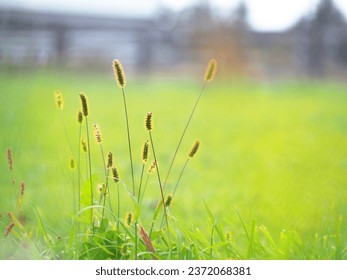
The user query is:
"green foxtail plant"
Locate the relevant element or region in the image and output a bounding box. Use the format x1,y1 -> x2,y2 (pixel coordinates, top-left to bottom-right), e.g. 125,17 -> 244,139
79,93 -> 94,233
113,59 -> 135,196
163,59 -> 217,191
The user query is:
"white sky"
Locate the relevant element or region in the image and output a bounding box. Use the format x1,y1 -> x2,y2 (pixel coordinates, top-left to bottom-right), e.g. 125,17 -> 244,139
1,0 -> 347,31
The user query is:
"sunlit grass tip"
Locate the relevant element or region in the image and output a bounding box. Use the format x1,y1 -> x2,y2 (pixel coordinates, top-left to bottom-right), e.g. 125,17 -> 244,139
204,59 -> 217,82
79,93 -> 89,117
55,90 -> 64,109
145,112 -> 153,131
142,140 -> 150,164
188,140 -> 200,158
112,59 -> 126,88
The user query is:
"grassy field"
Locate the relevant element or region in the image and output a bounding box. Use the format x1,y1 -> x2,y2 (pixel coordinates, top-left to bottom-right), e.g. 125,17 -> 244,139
1,67 -> 347,259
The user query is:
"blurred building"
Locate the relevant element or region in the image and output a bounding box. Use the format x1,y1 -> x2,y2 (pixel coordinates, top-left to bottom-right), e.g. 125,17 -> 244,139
0,8 -> 155,72
1,0 -> 347,79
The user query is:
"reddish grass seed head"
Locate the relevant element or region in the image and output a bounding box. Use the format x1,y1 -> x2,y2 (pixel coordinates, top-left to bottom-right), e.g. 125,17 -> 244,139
93,123 -> 102,144
7,148 -> 13,171
4,222 -> 15,238
20,181 -> 25,196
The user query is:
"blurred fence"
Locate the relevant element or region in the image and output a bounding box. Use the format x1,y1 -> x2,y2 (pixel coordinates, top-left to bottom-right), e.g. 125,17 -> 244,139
1,0 -> 347,80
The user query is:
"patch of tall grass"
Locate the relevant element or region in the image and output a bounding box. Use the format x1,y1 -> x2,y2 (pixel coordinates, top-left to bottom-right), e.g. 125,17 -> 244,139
0,64 -> 347,259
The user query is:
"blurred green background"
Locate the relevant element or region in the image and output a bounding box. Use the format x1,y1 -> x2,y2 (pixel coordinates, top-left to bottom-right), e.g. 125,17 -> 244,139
1,69 -> 347,247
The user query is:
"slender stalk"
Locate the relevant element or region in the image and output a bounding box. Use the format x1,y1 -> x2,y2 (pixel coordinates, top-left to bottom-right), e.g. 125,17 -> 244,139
85,117 -> 94,233
117,182 -> 120,258
210,226 -> 214,259
117,183 -> 120,234
173,158 -> 189,196
59,110 -> 75,159
140,173 -> 150,205
101,169 -> 110,225
159,158 -> 189,230
77,124 -> 82,212
163,83 -> 207,190
138,164 -> 145,202
134,221 -> 138,260
121,88 -> 135,196
148,130 -> 171,254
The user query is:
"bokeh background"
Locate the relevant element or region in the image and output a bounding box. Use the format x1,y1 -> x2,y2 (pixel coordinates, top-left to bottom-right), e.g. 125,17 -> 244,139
2,0 -> 347,79
1,0 -> 347,258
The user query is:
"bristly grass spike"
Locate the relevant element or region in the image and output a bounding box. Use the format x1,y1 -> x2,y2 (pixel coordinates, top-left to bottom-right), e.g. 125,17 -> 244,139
113,59 -> 126,88
204,59 -> 217,82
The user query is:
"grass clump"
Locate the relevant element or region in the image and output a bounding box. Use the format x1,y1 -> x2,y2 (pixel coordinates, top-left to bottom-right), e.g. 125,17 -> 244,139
1,59 -> 347,260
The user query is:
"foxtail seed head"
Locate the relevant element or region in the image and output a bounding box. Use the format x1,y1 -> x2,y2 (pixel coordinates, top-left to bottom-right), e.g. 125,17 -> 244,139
204,59 -> 217,82
142,140 -> 150,163
98,183 -> 107,196
7,148 -> 13,171
69,157 -> 76,170
20,181 -> 25,196
225,232 -> 231,242
79,93 -> 89,117
107,152 -> 114,168
93,123 -> 102,144
188,140 -> 200,158
121,244 -> 129,256
4,222 -> 15,238
81,138 -> 88,153
113,59 -> 126,88
145,112 -> 153,131
55,90 -> 64,109
164,194 -> 173,208
111,167 -> 120,183
77,110 -> 83,124
125,212 -> 133,227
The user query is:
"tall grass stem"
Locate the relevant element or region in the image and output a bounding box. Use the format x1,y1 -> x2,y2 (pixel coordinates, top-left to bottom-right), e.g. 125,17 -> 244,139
163,83 -> 207,190
121,88 -> 135,195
